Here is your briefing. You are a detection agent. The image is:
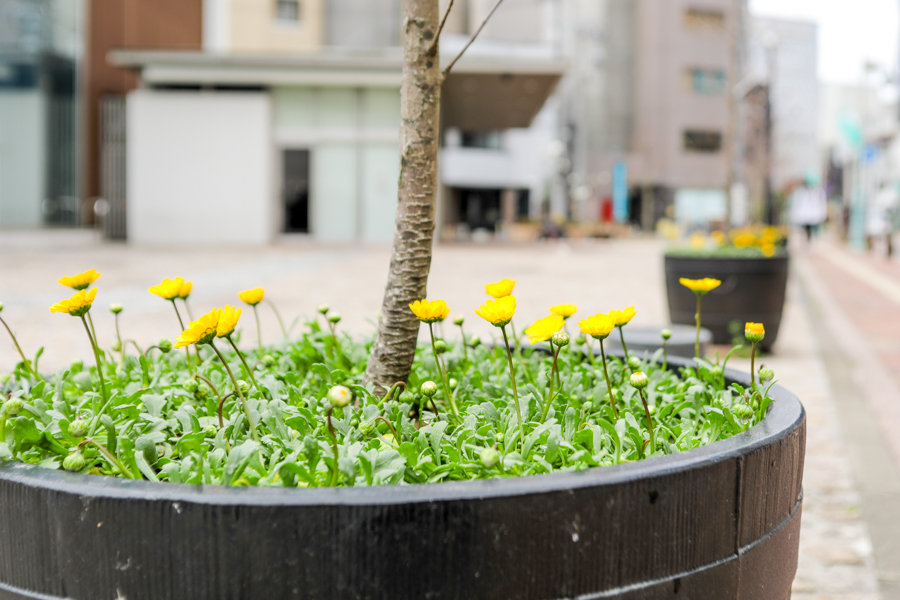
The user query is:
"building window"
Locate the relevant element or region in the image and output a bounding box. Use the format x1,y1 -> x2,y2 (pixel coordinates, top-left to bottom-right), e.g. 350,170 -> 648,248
684,68 -> 727,95
684,8 -> 725,31
276,0 -> 300,22
461,131 -> 504,150
283,149 -> 310,232
683,130 -> 722,152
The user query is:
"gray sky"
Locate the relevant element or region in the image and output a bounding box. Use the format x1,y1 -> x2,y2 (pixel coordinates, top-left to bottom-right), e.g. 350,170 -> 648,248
750,0 -> 899,84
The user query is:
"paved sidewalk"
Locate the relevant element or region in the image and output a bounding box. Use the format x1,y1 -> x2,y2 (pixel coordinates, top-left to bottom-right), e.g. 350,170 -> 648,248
0,231 -> 895,597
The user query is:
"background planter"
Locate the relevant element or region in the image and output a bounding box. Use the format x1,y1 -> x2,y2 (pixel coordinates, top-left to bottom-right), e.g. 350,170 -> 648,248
664,254 -> 790,350
0,358 -> 805,600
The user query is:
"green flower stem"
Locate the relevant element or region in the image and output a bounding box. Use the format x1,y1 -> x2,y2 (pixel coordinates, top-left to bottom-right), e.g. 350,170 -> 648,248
85,439 -> 136,479
750,341 -> 757,390
0,315 -> 41,381
252,305 -> 263,350
326,406 -> 340,486
266,299 -> 288,338
210,341 -> 259,442
114,313 -> 125,370
428,323 -> 459,419
694,293 -> 702,359
170,300 -> 195,372
194,373 -> 223,423
327,320 -> 343,358
598,337 -> 617,418
227,336 -> 264,397
509,319 -> 520,355
617,325 -> 630,363
86,311 -> 99,360
586,337 -> 596,367
80,314 -> 108,416
0,413 -> 8,443
183,298 -> 195,321
500,324 -> 525,449
380,381 -> 406,406
541,340 -> 561,422
458,323 -> 468,362
662,340 -> 668,372
637,388 -> 655,454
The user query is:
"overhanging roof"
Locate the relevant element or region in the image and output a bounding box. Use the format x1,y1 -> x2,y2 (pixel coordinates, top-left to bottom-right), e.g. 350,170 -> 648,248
110,47 -> 566,130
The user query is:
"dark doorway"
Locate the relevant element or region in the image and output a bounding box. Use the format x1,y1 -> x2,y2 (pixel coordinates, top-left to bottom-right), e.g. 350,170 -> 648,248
459,188 -> 502,231
283,149 -> 310,233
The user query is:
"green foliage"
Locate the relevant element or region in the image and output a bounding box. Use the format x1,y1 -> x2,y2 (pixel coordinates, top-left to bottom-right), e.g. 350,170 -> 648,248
0,323 -> 773,487
664,246 -> 786,259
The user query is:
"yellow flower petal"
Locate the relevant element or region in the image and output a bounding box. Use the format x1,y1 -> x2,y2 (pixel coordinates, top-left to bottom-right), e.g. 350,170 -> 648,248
609,306 -> 635,327
475,296 -> 516,327
50,288 -> 97,317
485,279 -> 516,299
149,278 -> 185,301
549,304 -> 577,318
58,269 -> 101,291
178,281 -> 193,299
578,313 -> 616,340
524,314 -> 565,344
745,322 -> 765,342
679,278 -> 722,295
409,299 -> 451,324
175,309 -> 220,347
239,287 -> 265,306
216,305 -> 242,338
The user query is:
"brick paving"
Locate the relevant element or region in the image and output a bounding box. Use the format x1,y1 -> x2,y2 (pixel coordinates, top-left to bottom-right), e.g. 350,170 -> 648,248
0,230 -> 895,598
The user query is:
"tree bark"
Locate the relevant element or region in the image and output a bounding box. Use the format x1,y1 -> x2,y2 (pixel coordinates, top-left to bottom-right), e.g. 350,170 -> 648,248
364,0 -> 442,392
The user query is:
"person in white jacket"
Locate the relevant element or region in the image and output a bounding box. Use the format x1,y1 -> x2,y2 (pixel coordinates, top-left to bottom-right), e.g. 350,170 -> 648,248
790,175 -> 828,242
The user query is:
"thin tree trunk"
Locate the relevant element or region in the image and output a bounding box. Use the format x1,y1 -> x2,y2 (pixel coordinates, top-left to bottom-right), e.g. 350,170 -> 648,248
364,0 -> 441,392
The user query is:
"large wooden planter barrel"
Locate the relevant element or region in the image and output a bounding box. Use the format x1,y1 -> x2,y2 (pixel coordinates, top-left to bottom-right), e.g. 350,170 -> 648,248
664,254 -> 789,351
0,358 -> 805,600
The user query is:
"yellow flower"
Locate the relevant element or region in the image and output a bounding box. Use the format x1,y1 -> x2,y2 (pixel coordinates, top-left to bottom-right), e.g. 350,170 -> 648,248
761,244 -> 776,257
216,305 -> 242,338
609,306 -> 636,327
175,309 -> 220,348
549,304 -> 577,319
50,288 -> 97,317
58,269 -> 101,291
409,299 -> 451,324
733,233 -> 756,249
475,296 -> 516,327
149,278 -> 186,301
239,287 -> 265,306
710,230 -> 726,246
178,280 -> 193,300
485,279 -> 516,299
578,313 -> 616,340
524,314 -> 565,345
745,322 -> 765,343
679,278 -> 722,295
689,232 -> 706,249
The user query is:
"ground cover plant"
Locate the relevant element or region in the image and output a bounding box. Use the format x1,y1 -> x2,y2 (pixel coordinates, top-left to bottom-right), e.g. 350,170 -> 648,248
0,273 -> 778,487
665,225 -> 788,258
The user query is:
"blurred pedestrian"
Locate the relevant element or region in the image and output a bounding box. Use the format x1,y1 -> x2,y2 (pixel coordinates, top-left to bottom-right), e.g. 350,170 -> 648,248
790,173 -> 827,243
867,182 -> 899,256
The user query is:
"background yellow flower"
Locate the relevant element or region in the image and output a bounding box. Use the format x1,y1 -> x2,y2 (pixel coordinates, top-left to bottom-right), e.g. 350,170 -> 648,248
609,306 -> 636,326
485,279 -> 516,298
216,305 -> 242,337
149,278 -> 185,300
58,269 -> 100,291
50,288 -> 97,317
745,322 -> 765,342
239,287 -> 265,306
679,278 -> 722,295
524,314 -> 564,344
178,281 -> 193,299
475,296 -> 516,326
409,299 -> 450,323
549,304 -> 577,319
578,314 -> 615,339
175,310 -> 219,347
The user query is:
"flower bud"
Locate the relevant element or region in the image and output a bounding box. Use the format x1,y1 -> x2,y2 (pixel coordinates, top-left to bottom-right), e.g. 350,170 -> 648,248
158,338 -> 173,353
203,424 -> 218,438
109,303 -> 123,314
183,379 -> 198,394
453,315 -> 464,326
195,386 -> 209,401
399,390 -> 414,403
582,401 -> 593,412
711,366 -> 723,379
317,303 -> 330,315
434,340 -> 447,354
4,398 -> 24,415
448,378 -> 458,390
552,331 -> 569,347
732,403 -> 754,420
261,355 -> 277,368
496,431 -> 504,442
627,356 -> 641,371
236,380 -> 250,396
327,384 -> 352,408
575,334 -> 587,346
328,312 -> 342,324
758,366 -> 774,383
480,447 -> 500,468
359,420 -> 376,437
63,450 -> 87,472
110,340 -> 121,352
420,381 -> 438,397
661,328 -> 672,341
630,371 -> 649,390
469,335 -> 481,348
0,302 -> 4,312
68,418 -> 88,438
